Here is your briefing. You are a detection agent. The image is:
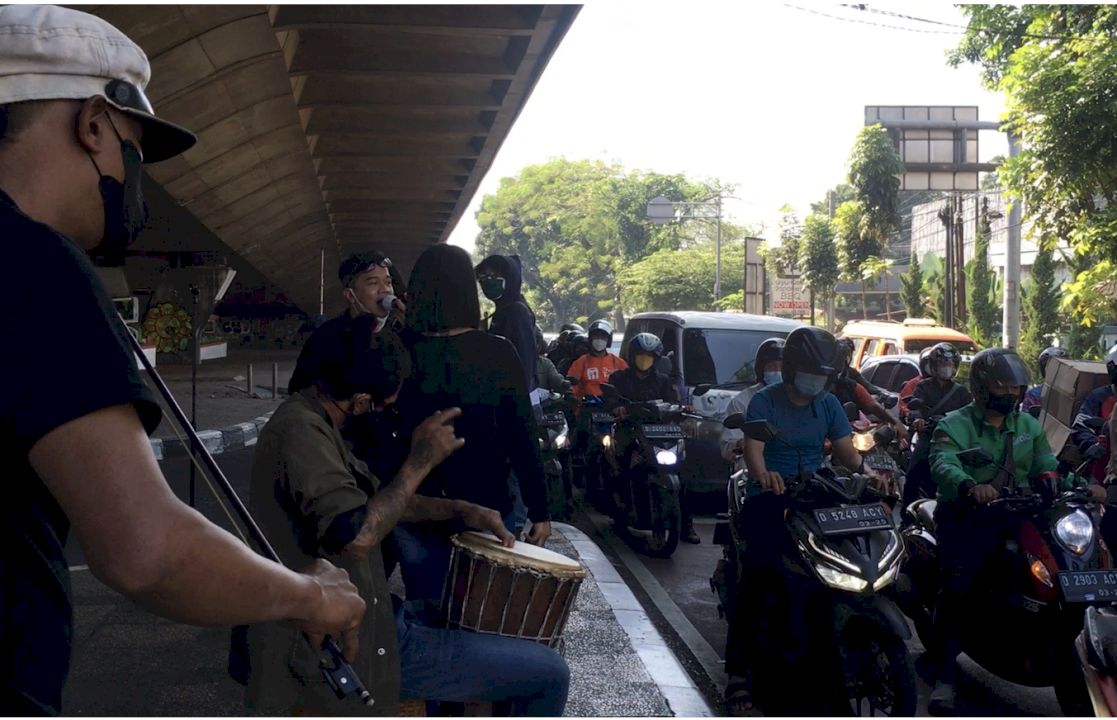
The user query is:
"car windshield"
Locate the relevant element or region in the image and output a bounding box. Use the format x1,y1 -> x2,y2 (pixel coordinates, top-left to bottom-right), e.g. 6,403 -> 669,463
682,328 -> 791,386
905,338 -> 979,354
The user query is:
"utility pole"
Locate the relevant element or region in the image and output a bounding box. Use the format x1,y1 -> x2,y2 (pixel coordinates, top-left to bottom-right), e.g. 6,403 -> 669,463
826,190 -> 836,331
955,194 -> 967,326
1003,134 -> 1023,348
939,201 -> 955,328
714,192 -> 723,307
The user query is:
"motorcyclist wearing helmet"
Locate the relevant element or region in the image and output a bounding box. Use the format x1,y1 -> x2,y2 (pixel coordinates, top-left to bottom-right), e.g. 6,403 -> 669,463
535,326 -> 571,394
606,333 -> 700,544
903,343 -> 973,507
566,319 -> 628,400
1069,344 -> 1117,479
719,338 -> 785,462
722,327 -> 884,715
829,338 -> 909,447
927,348 -> 1105,714
1021,346 -> 1068,415
558,332 -> 589,375
898,347 -> 935,416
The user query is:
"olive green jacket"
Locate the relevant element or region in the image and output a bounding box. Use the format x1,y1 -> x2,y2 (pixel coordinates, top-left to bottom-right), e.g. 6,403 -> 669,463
244,390 -> 399,715
930,403 -> 1065,502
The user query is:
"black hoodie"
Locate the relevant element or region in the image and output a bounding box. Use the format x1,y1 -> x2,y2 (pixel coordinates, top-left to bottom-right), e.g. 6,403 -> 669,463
478,254 -> 538,392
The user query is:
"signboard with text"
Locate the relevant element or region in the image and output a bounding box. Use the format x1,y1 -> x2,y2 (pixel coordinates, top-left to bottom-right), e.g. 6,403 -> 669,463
771,276 -> 810,317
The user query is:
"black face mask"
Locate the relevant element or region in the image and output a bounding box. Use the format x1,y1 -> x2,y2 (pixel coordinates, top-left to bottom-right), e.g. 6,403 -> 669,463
985,393 -> 1018,417
88,117 -> 148,261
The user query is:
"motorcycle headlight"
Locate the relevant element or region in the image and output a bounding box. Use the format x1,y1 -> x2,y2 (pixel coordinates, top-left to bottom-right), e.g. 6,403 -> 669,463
555,432 -> 569,449
655,449 -> 678,466
851,431 -> 876,453
1055,509 -> 1095,556
602,435 -> 612,449
814,563 -> 868,593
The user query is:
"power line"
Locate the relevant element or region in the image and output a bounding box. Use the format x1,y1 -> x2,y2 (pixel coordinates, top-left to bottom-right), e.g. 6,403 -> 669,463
782,4 -> 962,35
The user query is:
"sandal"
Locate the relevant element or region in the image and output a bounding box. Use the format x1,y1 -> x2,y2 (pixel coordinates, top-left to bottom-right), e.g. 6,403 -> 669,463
724,676 -> 754,716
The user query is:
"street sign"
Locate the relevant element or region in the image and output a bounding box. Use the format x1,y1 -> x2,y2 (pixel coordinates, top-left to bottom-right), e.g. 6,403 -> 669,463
771,276 -> 810,317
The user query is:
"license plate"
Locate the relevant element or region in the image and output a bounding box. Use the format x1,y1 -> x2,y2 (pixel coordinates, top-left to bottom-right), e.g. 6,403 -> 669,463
1058,571 -> 1117,602
643,424 -> 683,438
865,449 -> 897,472
591,412 -> 614,424
542,413 -> 566,425
812,503 -> 894,536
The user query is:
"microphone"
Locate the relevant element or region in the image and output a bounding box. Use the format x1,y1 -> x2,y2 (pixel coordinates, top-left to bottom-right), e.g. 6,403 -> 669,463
379,294 -> 397,313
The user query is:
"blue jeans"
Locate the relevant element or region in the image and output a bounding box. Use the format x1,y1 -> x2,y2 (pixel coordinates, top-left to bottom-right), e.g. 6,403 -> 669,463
396,601 -> 569,716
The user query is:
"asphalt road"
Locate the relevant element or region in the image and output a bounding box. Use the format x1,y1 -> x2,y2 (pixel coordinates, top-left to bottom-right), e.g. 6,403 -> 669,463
572,489 -> 1066,717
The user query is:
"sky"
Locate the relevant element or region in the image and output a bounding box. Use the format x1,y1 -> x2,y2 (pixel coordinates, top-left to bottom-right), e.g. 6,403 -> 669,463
447,1 -> 1008,253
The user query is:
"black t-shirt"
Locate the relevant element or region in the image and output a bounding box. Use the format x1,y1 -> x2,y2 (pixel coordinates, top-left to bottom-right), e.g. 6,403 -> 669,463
398,330 -> 548,522
608,368 -> 678,404
0,191 -> 161,714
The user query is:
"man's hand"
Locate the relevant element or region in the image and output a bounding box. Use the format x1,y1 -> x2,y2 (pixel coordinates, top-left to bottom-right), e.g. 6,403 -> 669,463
612,406 -> 628,420
756,470 -> 786,495
892,421 -> 909,444
526,520 -> 552,546
971,484 -> 999,504
1088,484 -> 1108,503
406,407 -> 465,472
733,438 -> 747,455
459,502 -> 516,547
862,467 -> 890,495
297,559 -> 366,662
389,297 -> 407,327
911,418 -> 927,434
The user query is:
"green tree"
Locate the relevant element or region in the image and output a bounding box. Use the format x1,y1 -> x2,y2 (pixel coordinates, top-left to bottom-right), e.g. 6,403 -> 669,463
473,158 -> 714,328
900,250 -> 925,318
951,6 -> 1117,330
965,214 -> 999,346
809,183 -> 855,217
832,200 -> 880,318
848,124 -> 904,317
1019,245 -> 1060,372
766,204 -> 802,275
799,214 -> 840,314
618,238 -> 745,313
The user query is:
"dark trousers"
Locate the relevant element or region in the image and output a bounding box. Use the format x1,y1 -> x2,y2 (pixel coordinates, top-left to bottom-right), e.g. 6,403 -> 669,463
932,499 -> 1006,682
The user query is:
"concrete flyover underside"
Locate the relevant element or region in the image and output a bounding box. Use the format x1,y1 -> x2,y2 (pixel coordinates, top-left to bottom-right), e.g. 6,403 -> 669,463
90,5 -> 578,315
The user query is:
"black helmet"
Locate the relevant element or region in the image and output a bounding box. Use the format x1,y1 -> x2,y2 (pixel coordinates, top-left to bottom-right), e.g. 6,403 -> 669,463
781,326 -> 839,384
570,332 -> 589,354
927,342 -> 960,378
587,319 -> 613,347
969,348 -> 1031,408
1107,345 -> 1117,387
918,347 -> 935,377
628,332 -> 663,363
754,338 -> 785,371
561,322 -> 586,334
1037,346 -> 1067,382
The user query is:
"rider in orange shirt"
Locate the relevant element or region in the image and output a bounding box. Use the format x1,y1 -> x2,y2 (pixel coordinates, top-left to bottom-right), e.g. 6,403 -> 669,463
567,320 -> 628,399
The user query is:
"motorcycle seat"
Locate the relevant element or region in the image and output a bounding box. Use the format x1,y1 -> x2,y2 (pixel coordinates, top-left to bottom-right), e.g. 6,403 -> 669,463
1086,606 -> 1117,673
908,498 -> 937,532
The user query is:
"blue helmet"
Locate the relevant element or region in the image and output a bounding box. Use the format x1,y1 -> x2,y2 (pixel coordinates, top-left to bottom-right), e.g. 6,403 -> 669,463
628,332 -> 663,362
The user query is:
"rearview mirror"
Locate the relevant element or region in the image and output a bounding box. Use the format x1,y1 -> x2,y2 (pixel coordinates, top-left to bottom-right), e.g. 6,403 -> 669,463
880,393 -> 898,409
907,397 -> 926,412
843,402 -> 860,422
723,412 -> 746,430
655,355 -> 674,376
693,383 -> 712,397
742,419 -> 780,443
564,375 -> 578,385
1085,443 -> 1108,461
957,448 -> 994,468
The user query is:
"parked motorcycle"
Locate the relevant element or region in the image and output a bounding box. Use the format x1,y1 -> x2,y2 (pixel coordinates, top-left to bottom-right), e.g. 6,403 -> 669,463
538,391 -> 574,521
598,382 -> 688,558
712,415 -> 917,716
899,444 -> 1111,715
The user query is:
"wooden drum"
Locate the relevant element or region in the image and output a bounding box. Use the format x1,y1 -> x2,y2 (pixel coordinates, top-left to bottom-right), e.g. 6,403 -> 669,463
441,531 -> 586,649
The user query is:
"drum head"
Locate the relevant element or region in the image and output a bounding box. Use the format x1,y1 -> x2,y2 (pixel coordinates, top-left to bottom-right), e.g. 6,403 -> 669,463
452,531 -> 586,578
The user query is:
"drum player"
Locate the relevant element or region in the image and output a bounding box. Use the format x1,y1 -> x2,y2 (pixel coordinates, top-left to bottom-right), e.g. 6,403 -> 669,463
242,325 -> 570,715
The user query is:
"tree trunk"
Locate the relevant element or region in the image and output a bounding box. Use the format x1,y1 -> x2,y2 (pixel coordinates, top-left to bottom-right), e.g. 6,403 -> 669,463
861,281 -> 868,319
883,277 -> 891,320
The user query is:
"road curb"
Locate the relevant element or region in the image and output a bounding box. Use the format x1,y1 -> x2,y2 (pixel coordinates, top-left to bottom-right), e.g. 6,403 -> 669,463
151,411 -> 275,461
554,522 -> 715,717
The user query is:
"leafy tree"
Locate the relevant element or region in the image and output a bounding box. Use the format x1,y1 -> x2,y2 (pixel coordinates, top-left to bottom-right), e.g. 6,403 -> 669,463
848,124 -> 904,318
900,250 -> 925,319
966,214 -> 999,347
832,200 -> 879,318
1018,245 -> 1060,371
766,204 -> 802,275
618,238 -> 745,313
922,254 -> 947,324
799,214 -> 840,314
473,158 -> 715,328
951,6 -> 1117,330
809,184 -> 856,217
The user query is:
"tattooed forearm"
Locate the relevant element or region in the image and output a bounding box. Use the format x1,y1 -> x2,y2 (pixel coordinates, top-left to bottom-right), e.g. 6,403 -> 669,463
358,481 -> 415,549
401,495 -> 458,523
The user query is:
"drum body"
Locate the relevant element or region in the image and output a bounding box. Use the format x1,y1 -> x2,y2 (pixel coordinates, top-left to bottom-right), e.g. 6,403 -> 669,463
442,532 -> 586,649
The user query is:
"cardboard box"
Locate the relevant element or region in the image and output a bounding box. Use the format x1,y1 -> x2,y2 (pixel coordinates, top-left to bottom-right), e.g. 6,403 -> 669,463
1039,357 -> 1111,450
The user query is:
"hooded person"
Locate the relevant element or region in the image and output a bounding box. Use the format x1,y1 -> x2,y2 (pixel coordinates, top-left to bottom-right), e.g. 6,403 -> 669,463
476,254 -> 538,394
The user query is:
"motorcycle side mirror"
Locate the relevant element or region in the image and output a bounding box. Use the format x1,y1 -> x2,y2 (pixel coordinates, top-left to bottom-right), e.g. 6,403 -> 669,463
742,419 -> 780,443
1027,405 -> 1042,418
907,397 -> 926,412
600,383 -> 618,398
692,383 -> 713,397
843,401 -> 860,421
564,375 -> 578,385
881,393 -> 898,409
1085,443 -> 1108,461
723,412 -> 746,430
655,355 -> 674,376
957,448 -> 995,468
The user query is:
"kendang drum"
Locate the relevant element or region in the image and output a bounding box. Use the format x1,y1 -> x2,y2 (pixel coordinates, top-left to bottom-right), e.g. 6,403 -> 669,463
442,531 -> 586,649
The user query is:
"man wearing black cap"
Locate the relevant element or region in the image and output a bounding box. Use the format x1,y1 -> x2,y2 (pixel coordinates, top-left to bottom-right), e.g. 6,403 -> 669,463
0,6 -> 365,714
289,251 -> 405,395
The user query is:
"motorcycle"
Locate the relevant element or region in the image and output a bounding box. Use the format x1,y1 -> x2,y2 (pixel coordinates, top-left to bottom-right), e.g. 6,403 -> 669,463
598,382 -> 688,558
899,444 -> 1111,715
538,391 -> 574,522
840,401 -> 906,499
901,396 -> 947,503
712,415 -> 917,716
569,388 -> 616,501
1077,604 -> 1117,717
